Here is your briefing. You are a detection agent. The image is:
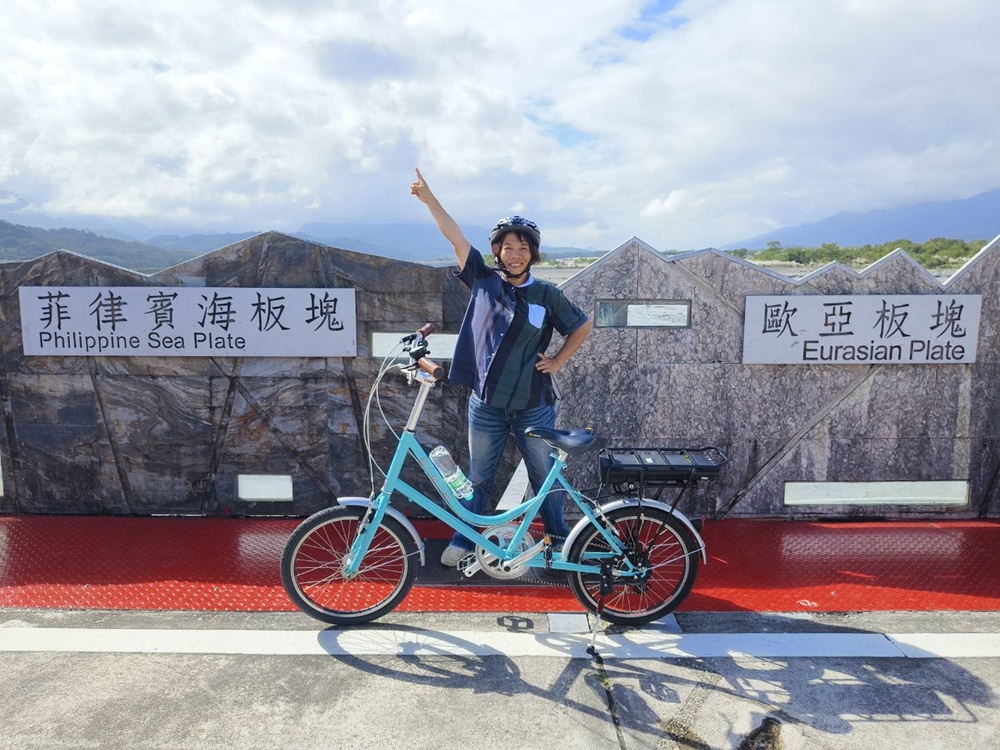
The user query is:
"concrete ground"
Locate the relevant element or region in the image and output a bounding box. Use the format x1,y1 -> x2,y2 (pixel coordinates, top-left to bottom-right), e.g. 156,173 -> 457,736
2,608 -> 998,750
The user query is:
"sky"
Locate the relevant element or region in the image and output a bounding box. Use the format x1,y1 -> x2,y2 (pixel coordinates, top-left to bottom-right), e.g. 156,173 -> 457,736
1,0 -> 998,252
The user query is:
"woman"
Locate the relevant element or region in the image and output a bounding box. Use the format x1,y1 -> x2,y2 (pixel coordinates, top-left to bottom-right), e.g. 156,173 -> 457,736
409,168 -> 593,566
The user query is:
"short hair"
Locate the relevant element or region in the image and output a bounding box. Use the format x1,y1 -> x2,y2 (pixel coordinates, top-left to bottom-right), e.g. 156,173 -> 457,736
491,230 -> 541,265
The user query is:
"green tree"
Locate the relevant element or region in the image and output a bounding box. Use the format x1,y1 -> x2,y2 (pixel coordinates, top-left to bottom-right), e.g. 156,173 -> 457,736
738,236 -> 984,273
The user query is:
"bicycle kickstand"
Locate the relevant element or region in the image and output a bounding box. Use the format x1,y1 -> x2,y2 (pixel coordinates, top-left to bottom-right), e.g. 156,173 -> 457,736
587,562 -> 615,659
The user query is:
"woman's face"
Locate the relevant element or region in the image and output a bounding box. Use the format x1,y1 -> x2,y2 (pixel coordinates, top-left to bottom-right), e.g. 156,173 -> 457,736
497,232 -> 533,276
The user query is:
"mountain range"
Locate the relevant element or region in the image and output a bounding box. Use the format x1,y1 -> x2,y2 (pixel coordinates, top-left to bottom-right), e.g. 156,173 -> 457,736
722,188 -> 1000,250
0,218 -> 595,271
1,188 -> 998,272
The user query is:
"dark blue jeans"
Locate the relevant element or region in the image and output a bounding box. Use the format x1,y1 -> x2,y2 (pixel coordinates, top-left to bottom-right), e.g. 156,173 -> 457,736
451,394 -> 573,550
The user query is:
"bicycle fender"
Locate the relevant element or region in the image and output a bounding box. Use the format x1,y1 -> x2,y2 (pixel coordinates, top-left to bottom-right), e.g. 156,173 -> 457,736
337,497 -> 426,566
564,498 -> 707,564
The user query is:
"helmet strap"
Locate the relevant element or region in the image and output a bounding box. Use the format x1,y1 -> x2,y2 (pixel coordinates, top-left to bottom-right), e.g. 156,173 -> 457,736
495,258 -> 530,281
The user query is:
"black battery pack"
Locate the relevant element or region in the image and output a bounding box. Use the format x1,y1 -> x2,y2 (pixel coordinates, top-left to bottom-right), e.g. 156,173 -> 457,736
599,447 -> 725,485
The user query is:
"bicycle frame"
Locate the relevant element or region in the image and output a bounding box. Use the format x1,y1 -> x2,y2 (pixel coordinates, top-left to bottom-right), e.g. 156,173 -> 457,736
280,327 -> 716,629
342,368 -> 634,579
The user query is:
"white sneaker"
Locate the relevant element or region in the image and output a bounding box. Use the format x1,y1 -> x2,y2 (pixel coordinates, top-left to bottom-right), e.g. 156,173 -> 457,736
440,544 -> 472,567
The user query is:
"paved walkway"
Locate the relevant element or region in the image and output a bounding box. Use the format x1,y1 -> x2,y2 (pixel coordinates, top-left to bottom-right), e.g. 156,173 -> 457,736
3,608 -> 1000,750
4,516 -> 1000,749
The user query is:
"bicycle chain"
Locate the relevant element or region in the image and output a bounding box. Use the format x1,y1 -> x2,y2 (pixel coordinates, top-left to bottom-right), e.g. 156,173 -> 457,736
456,533 -> 573,587
527,570 -> 571,588
452,563 -> 571,587
452,554 -> 571,587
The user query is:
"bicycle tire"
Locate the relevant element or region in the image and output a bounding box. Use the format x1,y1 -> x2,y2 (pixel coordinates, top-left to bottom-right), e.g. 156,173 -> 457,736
280,504 -> 418,625
567,505 -> 699,625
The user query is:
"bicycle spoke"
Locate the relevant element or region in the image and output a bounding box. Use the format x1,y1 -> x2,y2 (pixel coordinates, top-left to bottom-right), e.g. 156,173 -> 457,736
567,506 -> 698,625
281,506 -> 418,624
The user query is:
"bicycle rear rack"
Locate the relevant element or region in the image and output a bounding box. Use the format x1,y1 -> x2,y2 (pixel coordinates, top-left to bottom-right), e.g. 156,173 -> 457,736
595,445 -> 728,514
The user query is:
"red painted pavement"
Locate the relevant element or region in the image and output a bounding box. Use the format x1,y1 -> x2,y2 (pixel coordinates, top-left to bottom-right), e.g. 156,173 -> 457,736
1,515 -> 999,614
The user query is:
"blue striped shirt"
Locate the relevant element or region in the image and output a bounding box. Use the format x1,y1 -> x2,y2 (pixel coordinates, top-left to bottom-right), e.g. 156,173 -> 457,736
449,248 -> 588,409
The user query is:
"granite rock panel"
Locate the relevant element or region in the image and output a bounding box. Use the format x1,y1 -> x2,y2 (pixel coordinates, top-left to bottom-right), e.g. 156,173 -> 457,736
968,439 -> 1000,516
564,243 -> 641,302
558,362 -> 645,439
856,257 -> 943,294
950,251 -> 1000,363
672,251 -> 803,306
969,361 -> 1000,443
867,438 -> 968,482
823,365 -> 953,439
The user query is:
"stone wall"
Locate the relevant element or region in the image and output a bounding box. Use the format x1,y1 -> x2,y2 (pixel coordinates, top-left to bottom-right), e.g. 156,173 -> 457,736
2,230 -> 998,520
0,232 -> 497,516
556,237 -> 1000,519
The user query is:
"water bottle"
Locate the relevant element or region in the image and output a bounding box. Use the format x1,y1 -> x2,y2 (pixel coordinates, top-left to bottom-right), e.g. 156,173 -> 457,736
429,446 -> 474,500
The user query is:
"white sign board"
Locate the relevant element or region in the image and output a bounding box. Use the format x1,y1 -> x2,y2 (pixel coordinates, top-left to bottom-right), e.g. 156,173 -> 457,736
595,300 -> 691,328
371,332 -> 458,360
742,294 -> 981,365
625,304 -> 690,327
19,287 -> 357,357
784,480 -> 968,506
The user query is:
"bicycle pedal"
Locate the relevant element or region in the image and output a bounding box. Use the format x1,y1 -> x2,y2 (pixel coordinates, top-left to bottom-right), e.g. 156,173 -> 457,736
457,555 -> 481,577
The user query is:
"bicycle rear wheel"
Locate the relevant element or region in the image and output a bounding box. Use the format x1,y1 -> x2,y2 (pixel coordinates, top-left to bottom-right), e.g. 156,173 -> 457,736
281,504 -> 418,625
567,505 -> 699,625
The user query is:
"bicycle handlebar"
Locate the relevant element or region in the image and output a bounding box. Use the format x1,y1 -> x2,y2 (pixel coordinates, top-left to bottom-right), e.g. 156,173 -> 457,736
417,357 -> 445,380
407,323 -> 445,381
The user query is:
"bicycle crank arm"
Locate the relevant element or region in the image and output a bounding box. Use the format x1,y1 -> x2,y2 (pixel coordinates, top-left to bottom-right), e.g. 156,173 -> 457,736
501,539 -> 545,573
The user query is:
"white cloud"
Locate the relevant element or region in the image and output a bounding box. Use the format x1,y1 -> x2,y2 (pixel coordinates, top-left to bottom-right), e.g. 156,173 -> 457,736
0,0 -> 997,249
641,190 -> 704,220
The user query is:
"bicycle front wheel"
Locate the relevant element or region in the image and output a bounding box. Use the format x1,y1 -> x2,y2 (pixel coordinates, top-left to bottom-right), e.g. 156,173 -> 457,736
567,505 -> 700,625
280,504 -> 418,625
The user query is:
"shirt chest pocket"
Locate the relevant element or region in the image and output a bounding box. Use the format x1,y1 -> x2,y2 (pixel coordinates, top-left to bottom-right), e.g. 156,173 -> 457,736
527,303 -> 546,329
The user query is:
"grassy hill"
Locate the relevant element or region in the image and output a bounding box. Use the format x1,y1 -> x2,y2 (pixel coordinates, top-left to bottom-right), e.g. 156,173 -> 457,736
0,221 -> 202,273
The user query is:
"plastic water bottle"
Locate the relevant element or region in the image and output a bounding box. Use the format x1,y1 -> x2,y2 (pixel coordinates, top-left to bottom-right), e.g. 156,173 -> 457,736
429,446 -> 474,500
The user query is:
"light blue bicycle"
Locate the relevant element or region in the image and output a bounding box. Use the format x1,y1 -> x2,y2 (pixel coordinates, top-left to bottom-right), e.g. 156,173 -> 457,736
281,325 -> 722,626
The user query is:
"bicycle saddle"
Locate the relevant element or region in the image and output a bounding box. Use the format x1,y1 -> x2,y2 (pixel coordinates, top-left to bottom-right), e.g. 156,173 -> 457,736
523,427 -> 596,455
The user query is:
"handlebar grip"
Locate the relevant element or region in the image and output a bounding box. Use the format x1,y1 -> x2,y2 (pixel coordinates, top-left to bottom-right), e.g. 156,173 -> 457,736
416,322 -> 436,338
417,356 -> 445,380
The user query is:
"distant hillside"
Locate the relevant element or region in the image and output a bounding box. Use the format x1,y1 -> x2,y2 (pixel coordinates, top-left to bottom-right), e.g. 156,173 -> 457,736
145,232 -> 260,253
297,221 -> 596,260
0,218 -> 597,272
726,188 -> 1000,250
0,221 -> 201,273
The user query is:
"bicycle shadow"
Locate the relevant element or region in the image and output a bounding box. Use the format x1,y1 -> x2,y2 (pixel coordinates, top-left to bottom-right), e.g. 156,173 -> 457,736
316,622 -> 628,739
314,617 -> 996,746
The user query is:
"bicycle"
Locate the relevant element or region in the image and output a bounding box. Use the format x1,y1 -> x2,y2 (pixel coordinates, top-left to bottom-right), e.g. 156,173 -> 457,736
280,324 -> 726,628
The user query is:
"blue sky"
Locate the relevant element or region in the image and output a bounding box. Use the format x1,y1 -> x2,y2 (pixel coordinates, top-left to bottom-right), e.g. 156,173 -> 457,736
1,0 -> 998,251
